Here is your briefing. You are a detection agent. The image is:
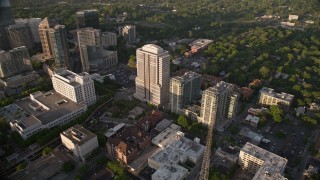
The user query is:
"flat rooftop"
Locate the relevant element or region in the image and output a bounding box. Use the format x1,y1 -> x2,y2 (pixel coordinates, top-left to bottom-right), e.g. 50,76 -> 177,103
152,163 -> 188,180
61,124 -> 96,146
242,142 -> 287,180
205,81 -> 233,95
171,71 -> 201,83
260,87 -> 294,102
154,119 -> 172,132
152,124 -> 181,147
150,136 -> 205,165
16,91 -> 85,126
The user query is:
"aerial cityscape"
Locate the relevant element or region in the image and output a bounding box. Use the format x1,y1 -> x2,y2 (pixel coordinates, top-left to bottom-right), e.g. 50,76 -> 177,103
0,0 -> 319,180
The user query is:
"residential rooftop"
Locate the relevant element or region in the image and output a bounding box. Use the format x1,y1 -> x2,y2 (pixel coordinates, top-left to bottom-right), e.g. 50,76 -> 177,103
152,124 -> 182,147
242,142 -> 288,180
171,71 -> 201,83
150,136 -> 205,165
152,163 -> 188,180
259,87 -> 294,102
61,124 -> 97,146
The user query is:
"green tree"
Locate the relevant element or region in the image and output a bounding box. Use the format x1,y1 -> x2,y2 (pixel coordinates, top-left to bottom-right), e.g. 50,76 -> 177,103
177,115 -> 189,128
128,55 -> 136,68
269,105 -> 283,123
42,147 -> 53,156
62,161 -> 75,172
259,66 -> 270,78
16,162 -> 27,171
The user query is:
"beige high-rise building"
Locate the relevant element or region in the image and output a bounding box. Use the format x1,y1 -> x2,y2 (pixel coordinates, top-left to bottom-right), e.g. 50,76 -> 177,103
199,81 -> 239,128
238,142 -> 287,180
52,69 -> 96,106
134,44 -> 170,107
39,18 -> 57,59
49,25 -> 69,67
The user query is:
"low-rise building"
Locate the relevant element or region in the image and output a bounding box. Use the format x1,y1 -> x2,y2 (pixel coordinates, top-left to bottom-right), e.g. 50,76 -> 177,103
244,115 -> 260,128
152,124 -> 182,148
238,142 -> 287,180
151,163 -> 188,180
258,87 -> 294,107
148,136 -> 205,170
128,106 -> 144,119
154,119 -> 172,133
137,110 -> 164,132
0,71 -> 39,88
239,127 -> 263,145
106,126 -> 151,165
10,91 -> 87,139
60,124 -> 99,161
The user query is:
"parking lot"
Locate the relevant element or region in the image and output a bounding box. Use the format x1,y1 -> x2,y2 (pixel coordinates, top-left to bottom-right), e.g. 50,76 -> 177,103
100,64 -> 136,88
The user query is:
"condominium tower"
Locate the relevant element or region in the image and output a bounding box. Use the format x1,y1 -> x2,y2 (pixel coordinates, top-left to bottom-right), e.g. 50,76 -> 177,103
0,0 -> 15,50
199,81 -> 239,128
76,10 -> 99,29
170,71 -> 201,114
6,23 -> 34,49
135,44 -> 170,106
238,142 -> 287,180
52,69 -> 96,106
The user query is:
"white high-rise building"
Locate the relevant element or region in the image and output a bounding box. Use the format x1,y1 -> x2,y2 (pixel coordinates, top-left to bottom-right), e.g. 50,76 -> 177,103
199,81 -> 239,128
119,25 -> 136,43
52,69 -> 96,106
134,44 -> 170,107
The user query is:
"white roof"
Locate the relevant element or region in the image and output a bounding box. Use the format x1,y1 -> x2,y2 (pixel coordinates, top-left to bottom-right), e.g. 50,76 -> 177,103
141,44 -> 164,54
152,163 -> 188,180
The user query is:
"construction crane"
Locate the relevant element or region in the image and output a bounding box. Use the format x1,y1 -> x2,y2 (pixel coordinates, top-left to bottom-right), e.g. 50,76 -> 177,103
198,119 -> 215,180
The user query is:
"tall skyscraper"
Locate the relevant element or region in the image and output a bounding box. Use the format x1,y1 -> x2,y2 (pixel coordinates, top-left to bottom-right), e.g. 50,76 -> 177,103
170,71 -> 201,114
6,23 -> 34,49
77,28 -> 102,72
0,0 -> 15,50
76,10 -> 99,29
49,25 -> 69,67
0,46 -> 32,78
39,18 -> 58,59
39,18 -> 69,67
52,69 -> 96,106
77,28 -> 118,72
199,81 -> 239,128
134,44 -> 170,107
119,25 -> 136,44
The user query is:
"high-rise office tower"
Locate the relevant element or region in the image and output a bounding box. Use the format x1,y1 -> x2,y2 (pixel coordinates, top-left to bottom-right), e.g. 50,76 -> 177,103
77,28 -> 101,72
0,0 -> 15,50
170,71 -> 201,114
0,46 -> 32,78
52,69 -> 96,106
119,25 -> 136,43
6,23 -> 34,49
39,18 -> 58,59
134,44 -> 170,107
76,10 -> 99,29
199,81 -> 239,128
49,25 -> 69,67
